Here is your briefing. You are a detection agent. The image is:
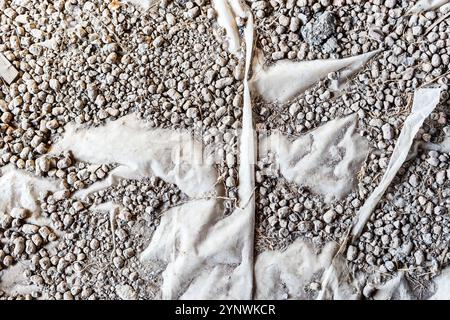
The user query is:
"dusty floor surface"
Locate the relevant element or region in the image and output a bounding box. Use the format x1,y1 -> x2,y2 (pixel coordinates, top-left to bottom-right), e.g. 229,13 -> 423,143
1,0 -> 450,300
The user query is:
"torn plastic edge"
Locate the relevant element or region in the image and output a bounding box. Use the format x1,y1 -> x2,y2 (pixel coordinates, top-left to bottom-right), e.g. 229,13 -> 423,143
351,87 -> 442,239
213,0 -> 243,56
237,0 -> 256,299
407,0 -> 450,14
249,49 -> 381,104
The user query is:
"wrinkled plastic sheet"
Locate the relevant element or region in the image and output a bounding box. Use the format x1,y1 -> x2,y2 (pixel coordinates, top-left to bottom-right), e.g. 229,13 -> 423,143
50,0 -> 256,299
238,2 -> 445,294
51,114 -> 218,198
259,114 -> 369,202
316,87 -> 444,300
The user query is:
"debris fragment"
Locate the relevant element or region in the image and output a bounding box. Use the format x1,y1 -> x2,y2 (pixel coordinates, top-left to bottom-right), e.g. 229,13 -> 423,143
0,53 -> 18,84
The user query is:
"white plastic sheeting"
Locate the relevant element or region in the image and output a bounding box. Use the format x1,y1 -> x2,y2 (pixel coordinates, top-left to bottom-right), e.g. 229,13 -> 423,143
0,165 -> 59,215
139,0 -> 257,299
314,87 -> 444,300
254,240 -> 355,299
50,0 -> 258,300
259,114 -> 369,202
250,50 -> 380,103
213,0 -> 243,55
408,0 -> 450,13
1,0 -> 449,301
140,198 -> 254,299
53,112 -> 369,299
351,88 -> 442,239
51,114 -> 217,198
51,109 -> 256,299
0,166 -> 60,296
429,268 -> 450,299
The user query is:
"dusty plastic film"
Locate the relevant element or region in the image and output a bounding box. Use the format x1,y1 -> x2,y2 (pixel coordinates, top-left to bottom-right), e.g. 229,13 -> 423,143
1,0 -> 450,301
